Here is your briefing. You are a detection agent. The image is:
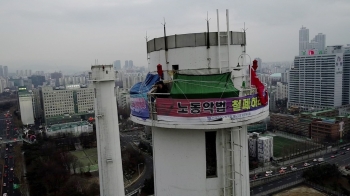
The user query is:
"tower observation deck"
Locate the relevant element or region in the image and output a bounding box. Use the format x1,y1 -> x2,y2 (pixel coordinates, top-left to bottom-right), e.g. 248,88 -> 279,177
130,10 -> 269,196
90,65 -> 125,196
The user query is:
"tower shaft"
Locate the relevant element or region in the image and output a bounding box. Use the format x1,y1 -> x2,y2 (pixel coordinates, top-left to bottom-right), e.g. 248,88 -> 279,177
91,65 -> 124,196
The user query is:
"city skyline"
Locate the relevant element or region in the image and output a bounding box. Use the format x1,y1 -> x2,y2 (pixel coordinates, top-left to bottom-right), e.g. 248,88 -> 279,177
0,0 -> 350,72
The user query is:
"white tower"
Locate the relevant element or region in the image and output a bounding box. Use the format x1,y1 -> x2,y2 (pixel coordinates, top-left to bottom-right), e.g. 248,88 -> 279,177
130,10 -> 269,196
90,65 -> 125,196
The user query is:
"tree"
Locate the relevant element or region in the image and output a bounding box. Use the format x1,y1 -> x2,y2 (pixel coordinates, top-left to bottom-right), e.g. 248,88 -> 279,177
87,182 -> 100,196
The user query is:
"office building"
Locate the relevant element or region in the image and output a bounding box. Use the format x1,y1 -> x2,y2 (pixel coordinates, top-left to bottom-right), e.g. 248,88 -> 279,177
41,85 -> 94,123
311,119 -> 342,142
289,45 -> 350,110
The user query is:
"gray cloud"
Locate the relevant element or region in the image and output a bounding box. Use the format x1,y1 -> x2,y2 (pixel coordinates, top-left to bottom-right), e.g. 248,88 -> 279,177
0,0 -> 350,73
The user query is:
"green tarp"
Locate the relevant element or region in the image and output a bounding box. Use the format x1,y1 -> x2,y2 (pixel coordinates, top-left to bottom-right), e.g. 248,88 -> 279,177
170,72 -> 239,99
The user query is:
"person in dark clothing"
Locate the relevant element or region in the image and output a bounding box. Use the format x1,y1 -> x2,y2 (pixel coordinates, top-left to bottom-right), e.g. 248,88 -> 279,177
155,81 -> 169,98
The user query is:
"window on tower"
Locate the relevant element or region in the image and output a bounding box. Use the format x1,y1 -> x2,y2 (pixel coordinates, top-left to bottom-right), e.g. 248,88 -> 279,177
206,131 -> 217,178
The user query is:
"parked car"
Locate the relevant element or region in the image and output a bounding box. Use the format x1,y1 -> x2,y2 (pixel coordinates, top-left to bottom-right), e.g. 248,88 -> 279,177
291,167 -> 297,171
281,167 -> 287,170
304,163 -> 310,167
313,159 -> 318,162
265,170 -> 273,174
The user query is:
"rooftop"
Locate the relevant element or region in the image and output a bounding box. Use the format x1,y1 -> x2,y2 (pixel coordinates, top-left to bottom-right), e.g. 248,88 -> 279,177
270,73 -> 282,77
47,121 -> 91,132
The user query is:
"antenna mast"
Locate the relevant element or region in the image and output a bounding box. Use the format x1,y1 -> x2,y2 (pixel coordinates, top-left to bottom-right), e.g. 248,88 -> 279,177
205,11 -> 211,49
145,31 -> 150,71
242,22 -> 248,53
161,18 -> 169,73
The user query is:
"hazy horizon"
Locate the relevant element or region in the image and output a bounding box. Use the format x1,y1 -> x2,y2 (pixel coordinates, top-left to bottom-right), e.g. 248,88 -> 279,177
1,0 -> 349,73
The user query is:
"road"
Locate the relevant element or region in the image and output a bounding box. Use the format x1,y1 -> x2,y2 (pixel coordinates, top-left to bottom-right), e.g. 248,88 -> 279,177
0,111 -> 21,196
0,111 -> 20,142
251,146 -> 350,194
121,131 -> 153,195
2,142 -> 21,196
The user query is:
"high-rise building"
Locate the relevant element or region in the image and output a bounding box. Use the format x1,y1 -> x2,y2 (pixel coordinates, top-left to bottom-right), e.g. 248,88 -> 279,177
0,77 -> 7,93
18,86 -> 35,125
30,75 -> 46,88
311,33 -> 326,52
299,26 -> 326,55
3,66 -> 8,78
299,26 -> 309,55
113,60 -> 121,70
289,45 -> 350,110
128,60 -> 133,68
0,66 -> 3,77
124,60 -> 129,69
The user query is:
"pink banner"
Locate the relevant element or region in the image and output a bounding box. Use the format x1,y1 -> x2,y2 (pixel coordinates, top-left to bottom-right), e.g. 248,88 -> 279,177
156,94 -> 265,118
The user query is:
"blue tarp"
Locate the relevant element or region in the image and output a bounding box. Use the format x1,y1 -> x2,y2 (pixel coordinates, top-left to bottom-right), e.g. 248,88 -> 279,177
130,73 -> 160,94
130,73 -> 160,119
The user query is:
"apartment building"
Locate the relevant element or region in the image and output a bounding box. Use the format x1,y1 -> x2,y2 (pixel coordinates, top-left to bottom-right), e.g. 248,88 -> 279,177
276,82 -> 288,100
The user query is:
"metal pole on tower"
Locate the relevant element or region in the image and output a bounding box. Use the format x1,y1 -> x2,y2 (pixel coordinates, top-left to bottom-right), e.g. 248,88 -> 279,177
217,9 -> 221,73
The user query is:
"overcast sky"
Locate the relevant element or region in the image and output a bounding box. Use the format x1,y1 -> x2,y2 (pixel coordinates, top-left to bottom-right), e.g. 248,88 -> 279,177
1,0 -> 349,73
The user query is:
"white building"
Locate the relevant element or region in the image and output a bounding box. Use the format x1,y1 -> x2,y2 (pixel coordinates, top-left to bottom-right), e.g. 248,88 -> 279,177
299,26 -> 309,55
130,12 -> 269,196
117,89 -> 130,110
257,137 -> 273,163
289,45 -> 350,111
0,77 -> 7,93
46,121 -> 93,136
18,89 -> 35,125
276,82 -> 288,100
